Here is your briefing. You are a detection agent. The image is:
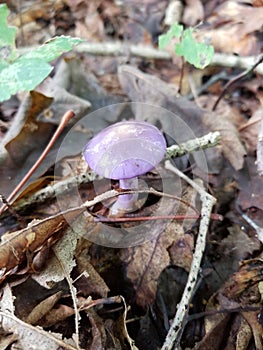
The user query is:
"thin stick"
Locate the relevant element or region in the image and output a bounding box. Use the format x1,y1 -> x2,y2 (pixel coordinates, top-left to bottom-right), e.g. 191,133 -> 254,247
0,110 -> 75,214
257,114 -> 263,176
212,54 -> 263,111
94,213 -> 222,223
165,131 -> 220,159
17,44 -> 263,74
0,131 -> 221,219
161,161 -> 216,350
53,249 -> 80,350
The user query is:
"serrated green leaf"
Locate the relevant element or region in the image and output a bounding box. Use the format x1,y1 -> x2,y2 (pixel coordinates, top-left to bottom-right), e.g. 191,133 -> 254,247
22,36 -> 83,63
175,28 -> 214,69
0,57 -> 53,102
0,4 -> 17,61
158,23 -> 183,49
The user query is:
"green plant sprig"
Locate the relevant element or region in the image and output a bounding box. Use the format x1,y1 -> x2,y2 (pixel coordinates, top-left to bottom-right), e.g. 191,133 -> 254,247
158,23 -> 214,69
0,4 -> 82,102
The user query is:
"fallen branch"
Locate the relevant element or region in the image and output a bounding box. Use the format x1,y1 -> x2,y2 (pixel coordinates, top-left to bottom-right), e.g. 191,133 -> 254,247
162,161 -> 217,350
1,131 -> 220,219
166,131 -> 220,159
75,43 -> 263,74
18,42 -> 263,75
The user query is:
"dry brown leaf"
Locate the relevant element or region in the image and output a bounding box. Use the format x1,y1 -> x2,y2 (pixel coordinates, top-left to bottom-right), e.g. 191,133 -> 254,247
32,213 -> 85,288
108,296 -> 138,350
223,259 -> 263,300
118,65 -> 209,143
75,238 -> 110,298
0,207 -> 84,283
0,91 -> 53,196
194,313 -> 231,350
86,309 -> 106,350
25,291 -> 62,325
118,65 -> 246,171
237,158 -> 263,211
241,310 -> 263,349
120,186 -> 197,307
199,262 -> 263,350
121,232 -> 173,307
0,284 -> 77,350
199,96 -> 247,170
38,304 -> 75,328
239,108 -> 263,154
0,68 -> 91,199
204,1 -> 263,55
182,0 -> 204,26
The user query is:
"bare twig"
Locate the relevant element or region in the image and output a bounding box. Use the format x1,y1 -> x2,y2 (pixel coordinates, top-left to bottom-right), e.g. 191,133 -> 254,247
53,250 -> 80,350
0,110 -> 75,214
257,114 -> 263,176
212,54 -> 263,111
165,131 -> 221,159
0,131 -> 221,219
161,161 -> 216,350
0,172 -> 98,218
18,42 -> 263,75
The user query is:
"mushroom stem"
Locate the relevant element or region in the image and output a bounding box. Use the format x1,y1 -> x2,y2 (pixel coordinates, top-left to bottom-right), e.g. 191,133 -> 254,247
110,178 -> 139,215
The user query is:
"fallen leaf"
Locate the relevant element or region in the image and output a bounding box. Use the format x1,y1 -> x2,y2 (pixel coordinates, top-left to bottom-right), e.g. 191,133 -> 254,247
25,291 -> 62,325
182,0 -> 204,26
0,284 -> 78,350
75,238 -> 110,298
120,186 -> 197,307
223,258 -> 263,300
196,95 -> 247,171
0,206 -> 84,283
204,1 -> 263,55
239,107 -> 263,154
38,304 -> 75,328
32,213 -> 85,288
118,65 -> 246,171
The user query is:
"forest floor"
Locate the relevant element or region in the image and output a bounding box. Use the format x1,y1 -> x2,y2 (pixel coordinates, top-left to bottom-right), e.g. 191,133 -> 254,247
0,1 -> 263,349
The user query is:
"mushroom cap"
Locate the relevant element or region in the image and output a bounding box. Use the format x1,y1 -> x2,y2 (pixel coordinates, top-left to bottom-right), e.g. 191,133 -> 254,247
83,121 -> 167,180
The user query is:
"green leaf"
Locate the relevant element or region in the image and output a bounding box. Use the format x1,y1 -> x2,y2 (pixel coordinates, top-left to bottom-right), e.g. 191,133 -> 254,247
0,59 -> 9,72
22,36 -> 83,63
158,23 -> 183,49
175,28 -> 214,69
0,4 -> 17,61
0,57 -> 53,102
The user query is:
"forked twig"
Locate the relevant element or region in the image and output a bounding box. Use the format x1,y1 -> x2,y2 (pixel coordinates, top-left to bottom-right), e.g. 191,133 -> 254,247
162,161 -> 216,350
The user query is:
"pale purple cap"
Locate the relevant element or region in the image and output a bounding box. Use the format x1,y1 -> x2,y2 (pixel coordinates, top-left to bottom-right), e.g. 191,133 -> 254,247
83,121 -> 167,180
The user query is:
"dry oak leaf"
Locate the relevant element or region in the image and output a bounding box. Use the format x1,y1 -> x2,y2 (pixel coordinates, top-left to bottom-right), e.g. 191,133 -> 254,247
118,65 -> 246,171
205,1 -> 263,55
120,215 -> 189,307
199,95 -> 247,171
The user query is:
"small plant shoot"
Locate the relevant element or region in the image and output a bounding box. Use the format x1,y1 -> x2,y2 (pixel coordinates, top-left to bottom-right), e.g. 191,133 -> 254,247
158,23 -> 214,69
0,4 -> 82,102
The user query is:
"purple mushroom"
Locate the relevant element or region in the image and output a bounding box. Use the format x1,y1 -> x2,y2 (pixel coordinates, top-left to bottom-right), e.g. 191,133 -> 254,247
83,120 -> 167,215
